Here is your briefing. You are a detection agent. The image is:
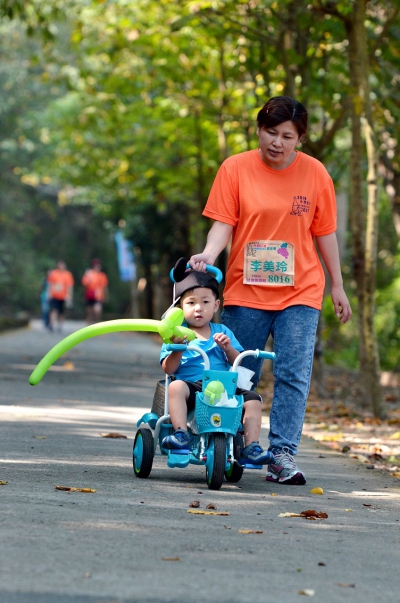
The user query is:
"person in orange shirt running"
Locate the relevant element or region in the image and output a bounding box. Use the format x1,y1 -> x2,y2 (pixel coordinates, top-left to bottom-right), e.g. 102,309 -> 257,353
47,260 -> 74,332
190,96 -> 352,486
81,259 -> 108,324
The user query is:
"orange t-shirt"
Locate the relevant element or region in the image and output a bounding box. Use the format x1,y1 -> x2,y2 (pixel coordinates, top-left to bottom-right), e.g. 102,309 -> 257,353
47,269 -> 74,301
203,150 -> 337,311
81,270 -> 108,301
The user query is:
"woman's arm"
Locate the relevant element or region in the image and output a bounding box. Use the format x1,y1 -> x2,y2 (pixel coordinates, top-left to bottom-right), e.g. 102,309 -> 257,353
189,221 -> 233,271
315,232 -> 352,324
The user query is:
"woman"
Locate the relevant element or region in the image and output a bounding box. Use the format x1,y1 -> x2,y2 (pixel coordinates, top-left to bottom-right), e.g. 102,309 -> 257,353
190,96 -> 352,485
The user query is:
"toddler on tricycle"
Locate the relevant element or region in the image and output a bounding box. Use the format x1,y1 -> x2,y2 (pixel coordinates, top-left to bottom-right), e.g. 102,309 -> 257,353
133,259 -> 275,490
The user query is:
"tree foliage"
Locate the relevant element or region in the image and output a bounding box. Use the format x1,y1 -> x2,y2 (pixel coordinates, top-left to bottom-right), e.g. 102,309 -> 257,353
1,0 -> 399,379
0,19 -> 131,316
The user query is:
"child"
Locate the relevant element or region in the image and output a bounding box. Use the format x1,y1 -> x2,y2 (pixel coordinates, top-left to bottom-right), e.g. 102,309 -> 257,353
160,261 -> 274,465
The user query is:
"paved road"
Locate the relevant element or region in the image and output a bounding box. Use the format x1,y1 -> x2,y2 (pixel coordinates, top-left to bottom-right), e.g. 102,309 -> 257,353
0,321 -> 399,603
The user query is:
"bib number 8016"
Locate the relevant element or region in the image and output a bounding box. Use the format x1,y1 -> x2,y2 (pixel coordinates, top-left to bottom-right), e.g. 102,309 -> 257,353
268,275 -> 291,284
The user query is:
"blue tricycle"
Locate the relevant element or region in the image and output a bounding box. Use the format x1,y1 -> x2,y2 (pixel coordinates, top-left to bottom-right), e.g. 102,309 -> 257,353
133,341 -> 275,491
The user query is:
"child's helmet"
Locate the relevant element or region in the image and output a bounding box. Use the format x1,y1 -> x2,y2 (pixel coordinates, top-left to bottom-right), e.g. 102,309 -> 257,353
172,257 -> 219,304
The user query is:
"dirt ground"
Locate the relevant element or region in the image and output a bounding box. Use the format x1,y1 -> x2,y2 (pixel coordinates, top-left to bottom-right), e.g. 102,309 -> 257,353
259,365 -> 400,479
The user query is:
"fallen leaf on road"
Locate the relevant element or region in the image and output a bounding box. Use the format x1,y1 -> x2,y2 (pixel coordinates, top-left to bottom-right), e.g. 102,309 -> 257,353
271,492 -> 278,496
55,486 -> 96,493
187,509 -> 230,516
189,501 -> 200,508
301,510 -> 328,520
345,509 -> 352,512
63,361 -> 75,370
318,433 -> 343,442
349,453 -> 369,463
279,510 -> 328,520
238,529 -> 263,534
161,557 -> 180,561
363,503 -> 372,507
206,503 -> 217,509
298,589 -> 315,596
389,431 -> 400,440
224,525 -> 231,529
0,481 -> 8,485
391,472 -> 400,477
335,583 -> 355,588
100,433 -> 128,439
309,487 -> 324,495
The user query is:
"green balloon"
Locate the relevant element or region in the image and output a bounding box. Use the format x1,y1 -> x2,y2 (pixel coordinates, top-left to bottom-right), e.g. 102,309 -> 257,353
29,309 -> 195,386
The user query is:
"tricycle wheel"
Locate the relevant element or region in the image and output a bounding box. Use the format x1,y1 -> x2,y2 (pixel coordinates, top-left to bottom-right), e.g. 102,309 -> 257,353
206,433 -> 226,490
133,428 -> 154,478
225,433 -> 244,483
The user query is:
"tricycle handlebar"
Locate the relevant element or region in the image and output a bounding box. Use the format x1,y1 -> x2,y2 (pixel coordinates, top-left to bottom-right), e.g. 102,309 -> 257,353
256,350 -> 276,360
166,343 -> 210,370
165,344 -> 275,375
166,344 -> 187,352
232,349 -> 275,372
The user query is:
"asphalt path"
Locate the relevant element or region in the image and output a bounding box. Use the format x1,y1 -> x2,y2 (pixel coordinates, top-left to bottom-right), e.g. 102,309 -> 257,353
0,320 -> 399,603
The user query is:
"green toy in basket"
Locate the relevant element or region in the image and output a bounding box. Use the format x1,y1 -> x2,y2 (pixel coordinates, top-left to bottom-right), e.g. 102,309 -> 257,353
203,381 -> 225,405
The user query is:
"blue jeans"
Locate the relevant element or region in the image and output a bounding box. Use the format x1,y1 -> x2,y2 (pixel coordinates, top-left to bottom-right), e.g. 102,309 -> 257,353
221,305 -> 320,456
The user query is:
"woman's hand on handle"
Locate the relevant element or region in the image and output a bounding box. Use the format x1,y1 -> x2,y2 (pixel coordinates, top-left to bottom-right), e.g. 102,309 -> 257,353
189,253 -> 212,273
189,221 -> 233,272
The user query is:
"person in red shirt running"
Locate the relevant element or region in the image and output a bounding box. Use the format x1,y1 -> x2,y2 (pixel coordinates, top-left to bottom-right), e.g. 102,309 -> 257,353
47,260 -> 74,332
81,259 -> 108,324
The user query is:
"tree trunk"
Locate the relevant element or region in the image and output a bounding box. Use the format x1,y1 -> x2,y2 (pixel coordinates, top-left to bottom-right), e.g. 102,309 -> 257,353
346,0 -> 385,418
313,316 -> 327,398
191,109 -> 208,254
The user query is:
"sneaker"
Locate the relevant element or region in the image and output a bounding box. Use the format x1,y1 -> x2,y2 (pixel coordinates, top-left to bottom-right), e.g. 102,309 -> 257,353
265,447 -> 306,485
240,442 -> 275,465
161,427 -> 191,451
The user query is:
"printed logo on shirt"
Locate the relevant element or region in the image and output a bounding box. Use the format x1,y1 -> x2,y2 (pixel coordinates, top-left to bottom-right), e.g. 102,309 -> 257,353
290,195 -> 310,216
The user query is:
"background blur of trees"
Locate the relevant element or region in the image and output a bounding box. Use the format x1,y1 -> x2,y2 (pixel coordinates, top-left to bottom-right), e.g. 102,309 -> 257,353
0,1 -> 399,413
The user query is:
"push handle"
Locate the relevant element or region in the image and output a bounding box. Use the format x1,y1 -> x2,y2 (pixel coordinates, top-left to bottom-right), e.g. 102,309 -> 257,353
169,263 -> 223,284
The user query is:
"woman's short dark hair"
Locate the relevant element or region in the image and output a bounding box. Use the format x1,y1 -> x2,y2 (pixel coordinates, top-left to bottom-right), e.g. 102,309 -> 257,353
257,96 -> 308,140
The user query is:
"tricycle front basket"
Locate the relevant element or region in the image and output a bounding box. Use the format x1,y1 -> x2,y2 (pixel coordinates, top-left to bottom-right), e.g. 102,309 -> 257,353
195,392 -> 243,435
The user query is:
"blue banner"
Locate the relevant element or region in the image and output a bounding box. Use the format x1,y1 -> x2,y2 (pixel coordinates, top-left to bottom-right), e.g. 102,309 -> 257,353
115,231 -> 136,282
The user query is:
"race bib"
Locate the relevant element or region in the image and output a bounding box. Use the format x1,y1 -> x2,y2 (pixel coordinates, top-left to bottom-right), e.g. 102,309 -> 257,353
243,241 -> 295,286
